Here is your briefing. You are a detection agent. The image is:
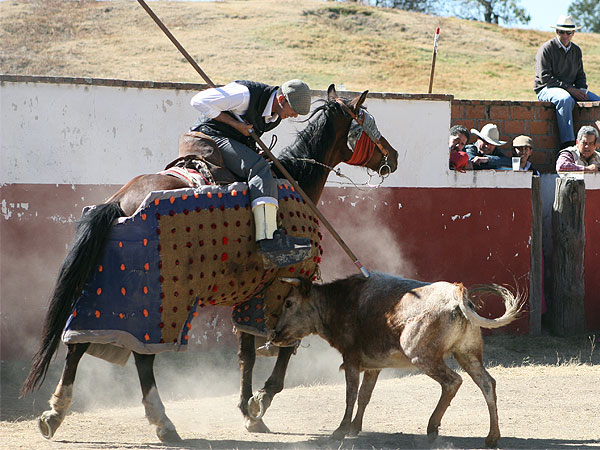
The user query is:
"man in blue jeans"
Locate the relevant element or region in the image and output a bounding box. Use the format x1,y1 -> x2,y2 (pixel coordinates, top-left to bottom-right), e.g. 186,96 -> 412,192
534,15 -> 600,149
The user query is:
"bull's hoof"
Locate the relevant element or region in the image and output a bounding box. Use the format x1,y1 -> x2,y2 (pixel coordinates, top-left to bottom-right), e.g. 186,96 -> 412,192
247,390 -> 272,420
426,425 -> 439,442
157,427 -> 182,443
38,410 -> 63,440
244,417 -> 271,433
485,433 -> 500,448
347,426 -> 360,437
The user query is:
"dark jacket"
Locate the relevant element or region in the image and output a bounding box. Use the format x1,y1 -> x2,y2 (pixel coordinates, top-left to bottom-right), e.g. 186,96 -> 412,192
191,80 -> 280,149
465,144 -> 511,170
534,38 -> 587,93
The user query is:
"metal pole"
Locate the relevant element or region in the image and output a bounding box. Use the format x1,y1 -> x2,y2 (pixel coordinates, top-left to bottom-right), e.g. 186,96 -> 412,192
136,0 -> 370,277
428,27 -> 440,94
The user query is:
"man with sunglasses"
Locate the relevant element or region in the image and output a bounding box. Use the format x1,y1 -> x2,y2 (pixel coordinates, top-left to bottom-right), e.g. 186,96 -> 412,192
534,15 -> 600,149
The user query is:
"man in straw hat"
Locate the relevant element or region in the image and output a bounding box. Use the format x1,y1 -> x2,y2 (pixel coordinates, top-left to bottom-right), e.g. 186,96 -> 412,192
465,123 -> 511,170
187,79 -> 313,266
534,15 -> 600,149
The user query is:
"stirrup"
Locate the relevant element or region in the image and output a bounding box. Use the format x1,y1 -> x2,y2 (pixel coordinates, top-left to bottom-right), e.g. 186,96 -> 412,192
258,229 -> 312,268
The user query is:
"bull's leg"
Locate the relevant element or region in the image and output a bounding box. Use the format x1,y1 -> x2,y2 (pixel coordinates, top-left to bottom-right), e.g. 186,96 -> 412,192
348,369 -> 380,437
331,362 -> 360,440
238,332 -> 270,433
412,357 -> 462,441
247,345 -> 295,422
38,343 -> 89,439
133,352 -> 181,442
454,352 -> 500,447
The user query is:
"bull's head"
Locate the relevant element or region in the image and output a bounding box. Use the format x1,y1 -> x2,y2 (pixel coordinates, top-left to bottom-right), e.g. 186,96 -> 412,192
269,277 -> 316,346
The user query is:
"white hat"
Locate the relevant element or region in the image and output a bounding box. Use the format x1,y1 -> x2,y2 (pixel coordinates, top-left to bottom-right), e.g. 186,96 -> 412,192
550,15 -> 582,31
471,123 -> 506,146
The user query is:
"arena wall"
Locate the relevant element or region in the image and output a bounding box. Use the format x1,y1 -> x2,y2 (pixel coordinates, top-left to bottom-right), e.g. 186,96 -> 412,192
2,76 -> 598,359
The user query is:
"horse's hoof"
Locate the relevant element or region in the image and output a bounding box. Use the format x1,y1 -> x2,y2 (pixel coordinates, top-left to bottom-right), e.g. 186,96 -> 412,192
157,427 -> 182,443
247,390 -> 272,420
244,417 -> 271,433
38,412 -> 61,440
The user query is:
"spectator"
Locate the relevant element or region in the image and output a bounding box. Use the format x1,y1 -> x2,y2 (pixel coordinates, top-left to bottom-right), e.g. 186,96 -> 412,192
512,135 -> 540,175
449,125 -> 471,171
465,123 -> 511,170
556,125 -> 600,173
534,15 -> 600,149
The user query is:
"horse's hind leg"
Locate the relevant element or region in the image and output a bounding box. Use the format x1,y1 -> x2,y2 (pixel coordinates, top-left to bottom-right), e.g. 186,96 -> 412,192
38,343 -> 88,439
133,352 -> 181,442
247,344 -> 295,425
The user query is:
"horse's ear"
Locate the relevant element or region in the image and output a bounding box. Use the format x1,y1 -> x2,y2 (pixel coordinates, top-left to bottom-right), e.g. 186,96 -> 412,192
353,90 -> 369,111
327,84 -> 338,101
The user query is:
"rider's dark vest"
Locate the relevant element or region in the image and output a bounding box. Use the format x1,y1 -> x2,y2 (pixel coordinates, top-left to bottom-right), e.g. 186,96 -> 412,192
190,80 -> 281,149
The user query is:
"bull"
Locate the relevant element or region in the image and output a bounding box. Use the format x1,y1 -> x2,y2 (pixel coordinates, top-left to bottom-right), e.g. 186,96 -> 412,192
271,272 -> 522,447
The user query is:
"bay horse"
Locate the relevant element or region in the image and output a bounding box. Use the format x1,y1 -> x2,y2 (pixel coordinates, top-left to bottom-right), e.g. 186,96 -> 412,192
20,85 -> 398,442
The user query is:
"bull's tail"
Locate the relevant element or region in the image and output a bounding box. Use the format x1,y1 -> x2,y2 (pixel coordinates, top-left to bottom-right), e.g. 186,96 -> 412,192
457,283 -> 523,329
20,202 -> 125,396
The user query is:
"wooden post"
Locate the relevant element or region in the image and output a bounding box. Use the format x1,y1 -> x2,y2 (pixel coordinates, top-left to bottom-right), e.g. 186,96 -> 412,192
529,176 -> 542,336
550,177 -> 586,336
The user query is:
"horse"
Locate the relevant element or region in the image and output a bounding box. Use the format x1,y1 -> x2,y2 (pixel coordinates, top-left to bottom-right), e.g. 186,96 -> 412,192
20,84 -> 399,442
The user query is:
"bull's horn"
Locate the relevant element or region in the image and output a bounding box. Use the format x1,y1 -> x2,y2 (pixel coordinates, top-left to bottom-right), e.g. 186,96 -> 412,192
279,277 -> 302,286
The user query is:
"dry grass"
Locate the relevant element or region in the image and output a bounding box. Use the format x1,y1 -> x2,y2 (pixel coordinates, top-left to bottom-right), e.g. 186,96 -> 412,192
2,0 -> 599,100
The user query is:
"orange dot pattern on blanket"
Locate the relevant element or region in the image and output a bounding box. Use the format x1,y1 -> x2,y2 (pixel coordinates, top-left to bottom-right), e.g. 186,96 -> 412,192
157,184 -> 322,341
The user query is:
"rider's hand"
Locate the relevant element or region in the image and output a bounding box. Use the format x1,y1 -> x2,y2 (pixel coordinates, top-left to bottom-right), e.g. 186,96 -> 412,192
236,122 -> 254,137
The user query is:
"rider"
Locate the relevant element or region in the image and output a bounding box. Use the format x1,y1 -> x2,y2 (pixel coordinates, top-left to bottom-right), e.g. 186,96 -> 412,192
188,79 -> 312,267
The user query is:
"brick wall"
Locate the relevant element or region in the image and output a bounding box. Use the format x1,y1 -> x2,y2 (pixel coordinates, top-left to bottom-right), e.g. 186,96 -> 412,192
451,99 -> 600,173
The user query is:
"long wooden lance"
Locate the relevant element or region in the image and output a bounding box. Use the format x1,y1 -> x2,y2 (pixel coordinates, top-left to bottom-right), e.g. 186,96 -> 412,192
136,0 -> 371,278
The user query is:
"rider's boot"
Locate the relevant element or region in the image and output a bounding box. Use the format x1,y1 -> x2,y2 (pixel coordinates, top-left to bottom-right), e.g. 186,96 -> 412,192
252,202 -> 312,268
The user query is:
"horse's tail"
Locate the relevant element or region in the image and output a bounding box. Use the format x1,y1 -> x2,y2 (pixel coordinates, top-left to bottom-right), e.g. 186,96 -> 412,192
20,202 -> 125,396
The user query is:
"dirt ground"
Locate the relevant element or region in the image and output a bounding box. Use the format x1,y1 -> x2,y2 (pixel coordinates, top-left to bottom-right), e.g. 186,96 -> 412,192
1,335 -> 599,450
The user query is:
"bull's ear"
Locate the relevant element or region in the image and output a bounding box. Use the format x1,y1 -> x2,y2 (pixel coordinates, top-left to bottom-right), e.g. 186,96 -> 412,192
279,277 -> 302,287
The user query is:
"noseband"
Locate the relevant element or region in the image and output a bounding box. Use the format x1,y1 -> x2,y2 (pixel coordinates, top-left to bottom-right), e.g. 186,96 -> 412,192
335,98 -> 392,178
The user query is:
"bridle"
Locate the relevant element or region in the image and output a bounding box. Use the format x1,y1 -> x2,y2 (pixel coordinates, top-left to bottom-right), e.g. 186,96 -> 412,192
335,98 -> 392,178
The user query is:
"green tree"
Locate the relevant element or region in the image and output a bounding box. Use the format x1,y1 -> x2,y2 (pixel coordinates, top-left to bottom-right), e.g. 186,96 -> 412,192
449,0 -> 530,25
568,0 -> 600,33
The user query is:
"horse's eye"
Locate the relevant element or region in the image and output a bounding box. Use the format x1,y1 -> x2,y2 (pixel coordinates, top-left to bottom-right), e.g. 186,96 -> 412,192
285,300 -> 292,308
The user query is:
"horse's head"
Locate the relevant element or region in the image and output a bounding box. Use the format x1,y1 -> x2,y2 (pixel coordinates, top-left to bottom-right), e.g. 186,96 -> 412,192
327,84 -> 398,177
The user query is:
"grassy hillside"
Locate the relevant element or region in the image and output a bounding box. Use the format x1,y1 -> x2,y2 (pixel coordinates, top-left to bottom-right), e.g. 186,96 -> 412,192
1,0 -> 599,100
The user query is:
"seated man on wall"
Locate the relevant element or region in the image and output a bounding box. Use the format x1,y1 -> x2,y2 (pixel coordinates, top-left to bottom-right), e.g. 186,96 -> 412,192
512,135 -> 540,175
534,15 -> 600,149
556,125 -> 600,173
465,123 -> 511,170
449,125 -> 471,171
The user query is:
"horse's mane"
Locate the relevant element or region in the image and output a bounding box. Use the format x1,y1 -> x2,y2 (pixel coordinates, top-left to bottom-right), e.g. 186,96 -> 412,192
274,98 -> 351,189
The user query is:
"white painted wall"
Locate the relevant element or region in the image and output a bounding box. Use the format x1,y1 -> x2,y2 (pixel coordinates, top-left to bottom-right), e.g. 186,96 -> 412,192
1,80 -> 533,188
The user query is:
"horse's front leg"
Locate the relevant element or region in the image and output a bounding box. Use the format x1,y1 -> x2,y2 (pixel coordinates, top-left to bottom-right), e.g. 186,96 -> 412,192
247,344 -> 295,423
133,352 -> 181,442
238,332 -> 270,432
38,343 -> 88,439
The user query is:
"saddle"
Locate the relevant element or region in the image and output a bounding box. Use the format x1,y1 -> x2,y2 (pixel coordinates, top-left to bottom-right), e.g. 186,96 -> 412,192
165,131 -> 242,185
